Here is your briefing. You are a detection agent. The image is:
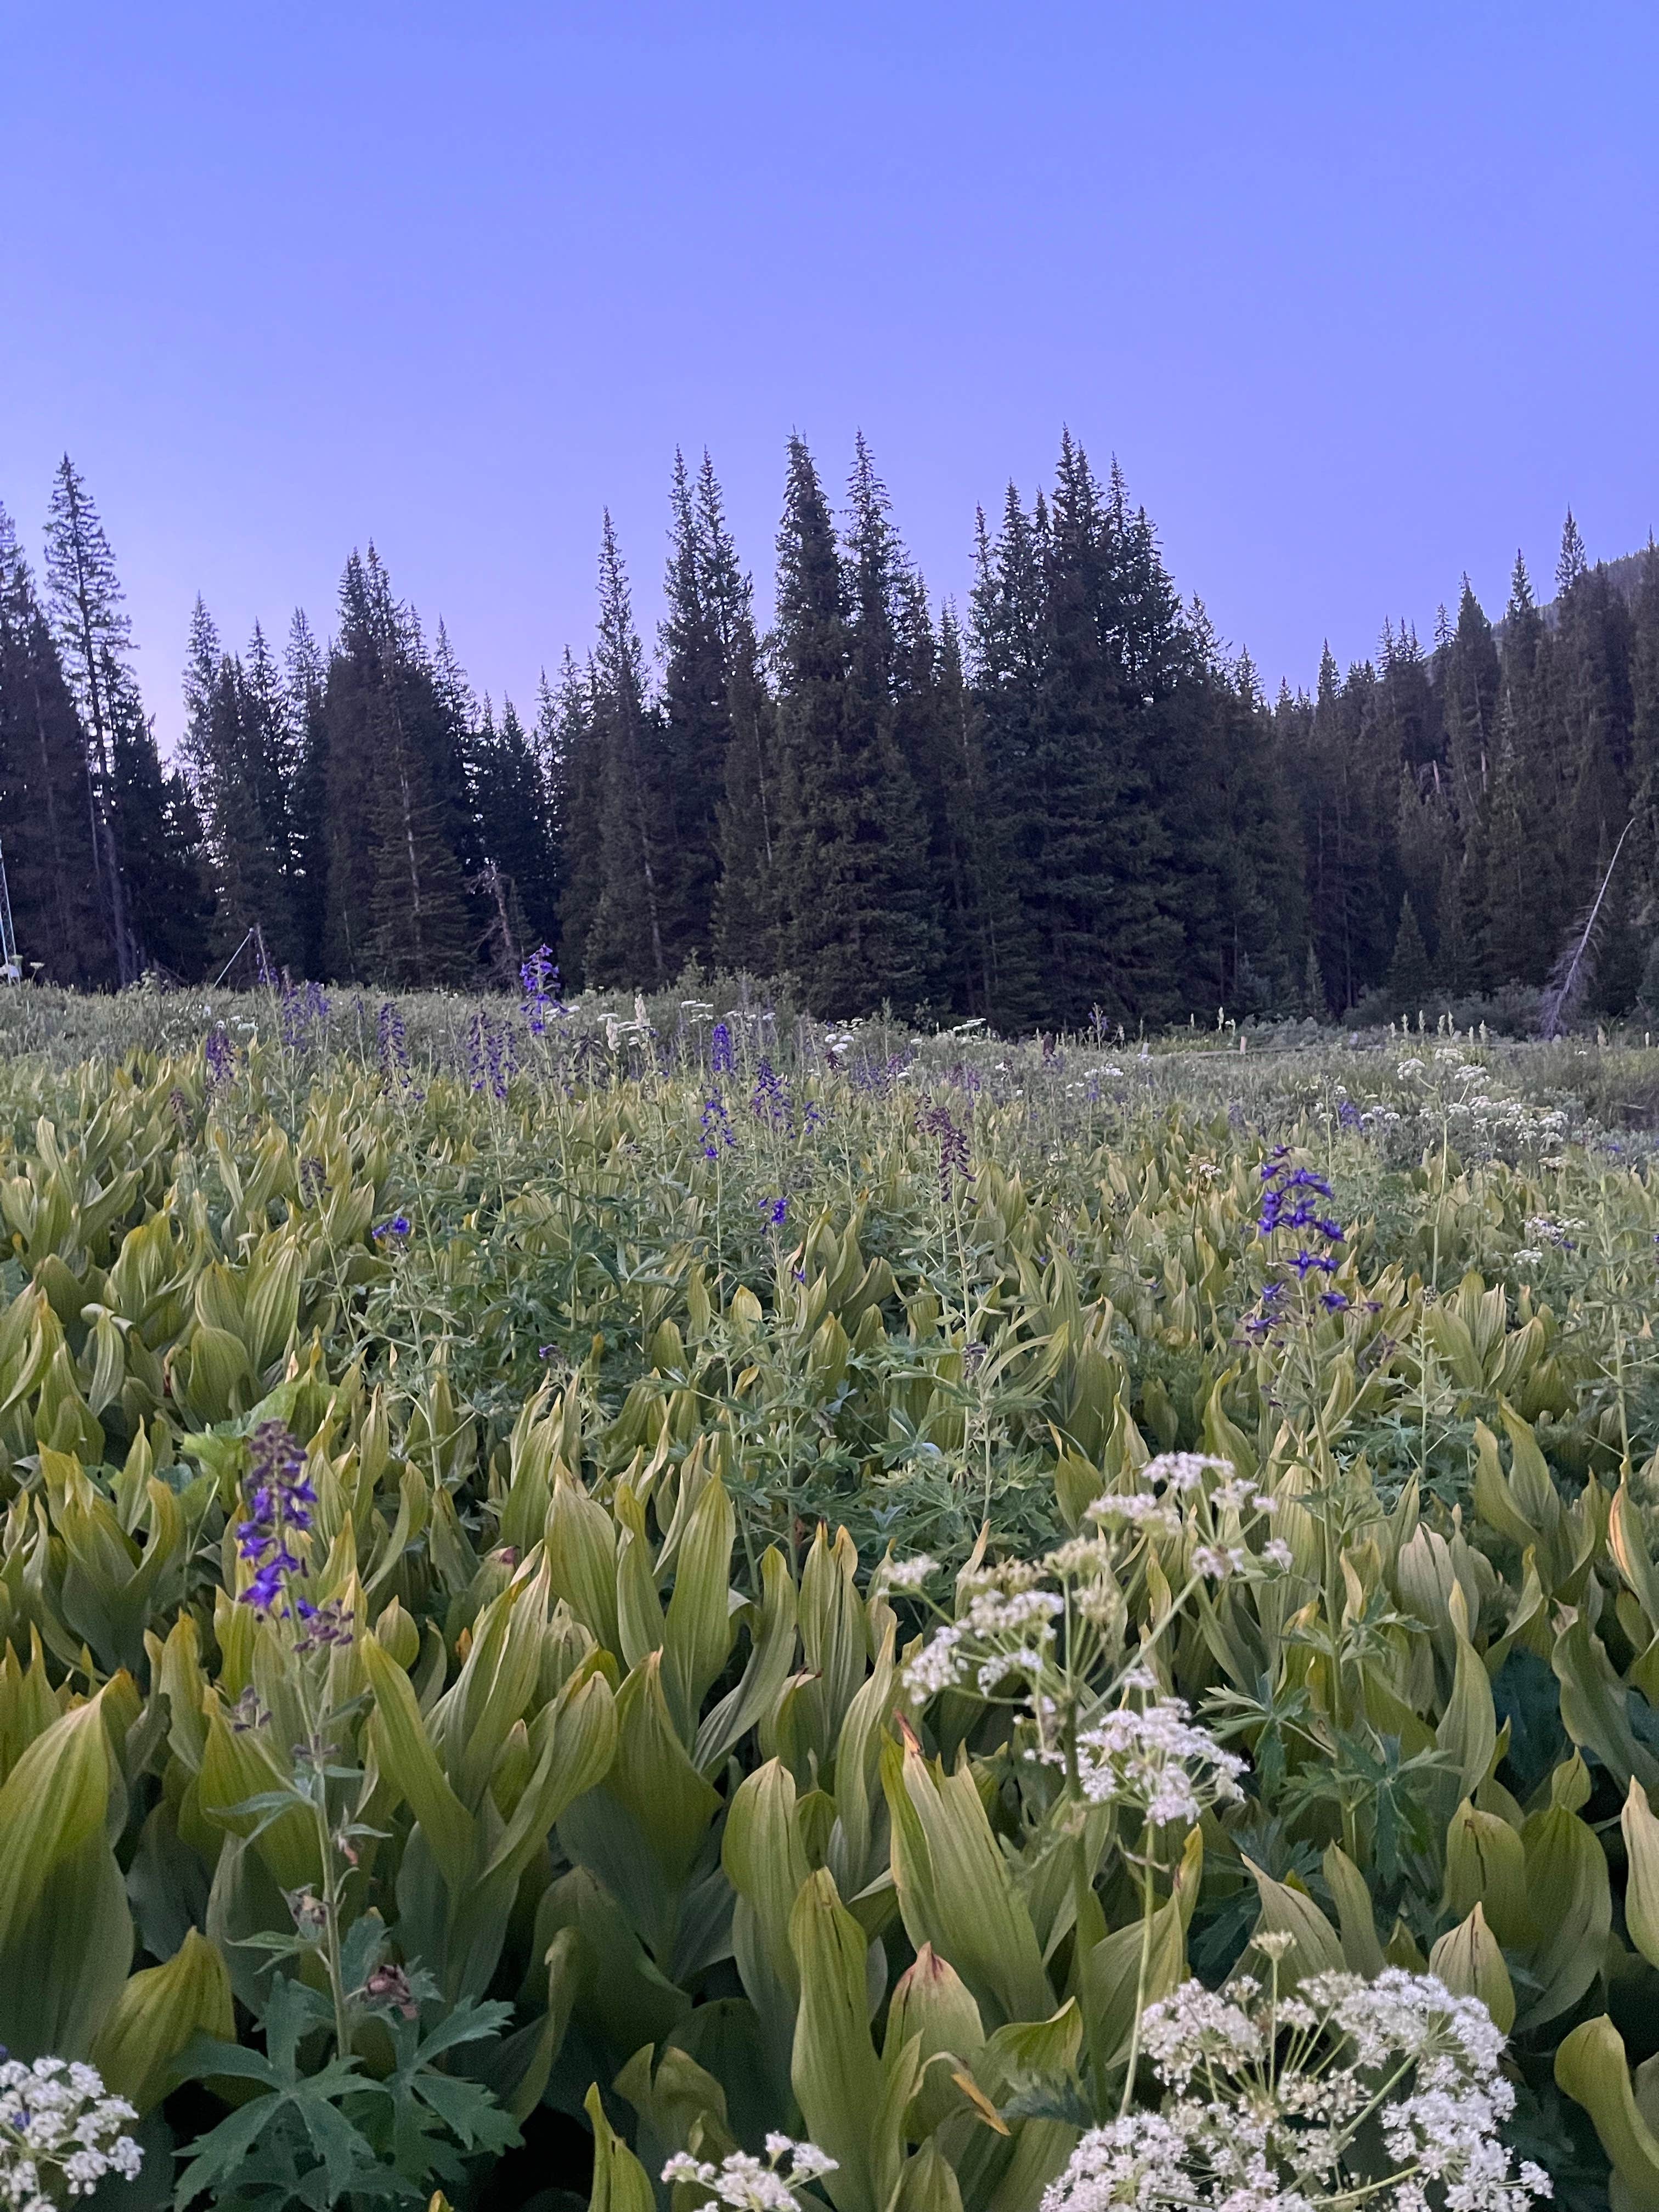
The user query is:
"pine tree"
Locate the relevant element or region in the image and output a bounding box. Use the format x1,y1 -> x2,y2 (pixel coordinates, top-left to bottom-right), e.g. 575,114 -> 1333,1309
658,452 -> 733,968
181,595 -> 222,802
765,436 -> 935,1016
180,605 -> 294,969
472,695 -> 559,974
1432,853 -> 1479,998
706,452 -> 783,977
242,623 -> 302,962
1546,518 -> 1634,905
923,598 -> 998,1014
1385,895 -> 1432,1016
1440,576 -> 1500,824
1472,707 -> 1541,986
1627,539 -> 1659,922
284,610 -> 330,975
321,549 -> 473,985
1283,645 -> 1392,1012
108,664 -> 213,980
1192,634 -> 1305,1013
584,515 -> 667,989
1557,509 -> 1589,597
545,651 -> 601,984
0,503 -> 109,982
967,490 -> 1047,1022
1302,941 -> 1327,1018
43,456 -> 138,979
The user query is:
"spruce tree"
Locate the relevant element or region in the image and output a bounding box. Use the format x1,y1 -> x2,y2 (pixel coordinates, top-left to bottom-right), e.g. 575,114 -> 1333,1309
321,549 -> 473,985
284,610 -> 330,975
1546,520 -> 1634,905
1028,435 -> 1142,1027
1441,576 -> 1500,822
1290,645 -> 1393,1012
1473,707 -> 1541,987
1557,509 -> 1589,597
181,606 -> 294,970
706,454 -> 783,977
766,436 -> 934,1016
658,452 -> 732,967
1385,895 -> 1432,1017
43,456 -> 138,979
1626,540 -> 1659,920
545,651 -> 602,985
1432,853 -> 1479,998
1192,635 -> 1305,1014
584,515 -> 667,989
1302,941 -> 1328,1018
108,664 -> 213,979
181,595 -> 222,802
926,598 -> 999,1014
967,490 -> 1047,1021
472,695 -> 560,974
242,622 -> 302,962
0,503 -> 109,981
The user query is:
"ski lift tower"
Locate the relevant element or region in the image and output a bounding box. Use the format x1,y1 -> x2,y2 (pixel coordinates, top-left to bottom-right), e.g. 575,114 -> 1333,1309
0,836 -> 18,982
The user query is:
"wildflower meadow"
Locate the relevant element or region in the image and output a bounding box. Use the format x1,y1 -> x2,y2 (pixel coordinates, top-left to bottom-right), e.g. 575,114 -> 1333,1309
4,974 -> 1659,2212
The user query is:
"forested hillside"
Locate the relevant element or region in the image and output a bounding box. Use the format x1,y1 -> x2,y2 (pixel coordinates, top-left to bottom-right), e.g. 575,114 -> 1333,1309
2,443 -> 1655,1026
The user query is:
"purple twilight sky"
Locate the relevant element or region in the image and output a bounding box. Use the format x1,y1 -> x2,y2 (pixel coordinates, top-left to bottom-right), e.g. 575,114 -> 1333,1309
2,1 -> 1655,755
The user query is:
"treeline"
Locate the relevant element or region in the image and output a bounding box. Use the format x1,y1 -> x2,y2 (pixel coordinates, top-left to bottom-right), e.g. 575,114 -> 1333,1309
2,443 -> 1656,1026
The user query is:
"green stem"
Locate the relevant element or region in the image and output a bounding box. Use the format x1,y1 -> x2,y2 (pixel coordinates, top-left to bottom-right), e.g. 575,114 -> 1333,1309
1117,1849 -> 1158,2119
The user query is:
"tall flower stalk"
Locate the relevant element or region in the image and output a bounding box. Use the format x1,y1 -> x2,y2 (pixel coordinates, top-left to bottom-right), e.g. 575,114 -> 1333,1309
233,1421 -> 363,2059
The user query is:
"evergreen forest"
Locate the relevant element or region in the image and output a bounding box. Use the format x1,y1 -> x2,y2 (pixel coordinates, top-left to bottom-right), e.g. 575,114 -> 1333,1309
3,441 -> 1656,1029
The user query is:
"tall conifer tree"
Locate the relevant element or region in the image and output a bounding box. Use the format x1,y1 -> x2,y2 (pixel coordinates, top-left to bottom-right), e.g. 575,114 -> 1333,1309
0,503 -> 109,981
766,436 -> 934,1015
546,650 -> 601,984
43,457 -> 139,979
584,516 -> 667,989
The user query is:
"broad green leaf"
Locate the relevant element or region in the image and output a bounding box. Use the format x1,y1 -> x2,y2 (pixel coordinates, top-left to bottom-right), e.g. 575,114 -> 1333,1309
1623,1780 -> 1659,1971
1444,1797 -> 1532,1947
1557,2016 -> 1659,2212
0,1693 -> 113,1948
93,1929 -> 235,2112
662,1474 -> 736,1742
1519,1784 -> 1611,2030
789,1868 -> 890,2212
1243,1857 -> 1344,1986
584,2081 -> 656,2212
1322,1843 -> 1385,1977
1437,1621 -> 1497,1804
1429,1904 -> 1514,2034
724,1758 -> 810,2009
1553,1609 -> 1659,1792
362,1628 -> 476,1891
695,1544 -> 798,1776
882,1733 -> 1052,2029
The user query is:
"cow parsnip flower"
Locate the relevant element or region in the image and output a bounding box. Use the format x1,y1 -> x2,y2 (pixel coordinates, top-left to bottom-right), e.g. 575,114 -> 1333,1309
1042,1965 -> 1549,2212
0,2055 -> 143,2209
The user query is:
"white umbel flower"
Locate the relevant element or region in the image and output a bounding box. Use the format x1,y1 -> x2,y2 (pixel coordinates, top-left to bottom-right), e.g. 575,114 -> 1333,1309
663,2134 -> 838,2210
1042,1968 -> 1549,2212
0,2055 -> 143,2206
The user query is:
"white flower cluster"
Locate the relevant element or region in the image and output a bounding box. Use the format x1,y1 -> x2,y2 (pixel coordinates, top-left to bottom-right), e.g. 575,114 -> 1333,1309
901,1455 -> 1290,1705
1042,1968 -> 1549,2212
663,2134 -> 838,2211
0,2056 -> 143,2209
1057,1689 -> 1246,1826
902,1582 -> 1064,1698
875,1554 -> 939,1592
